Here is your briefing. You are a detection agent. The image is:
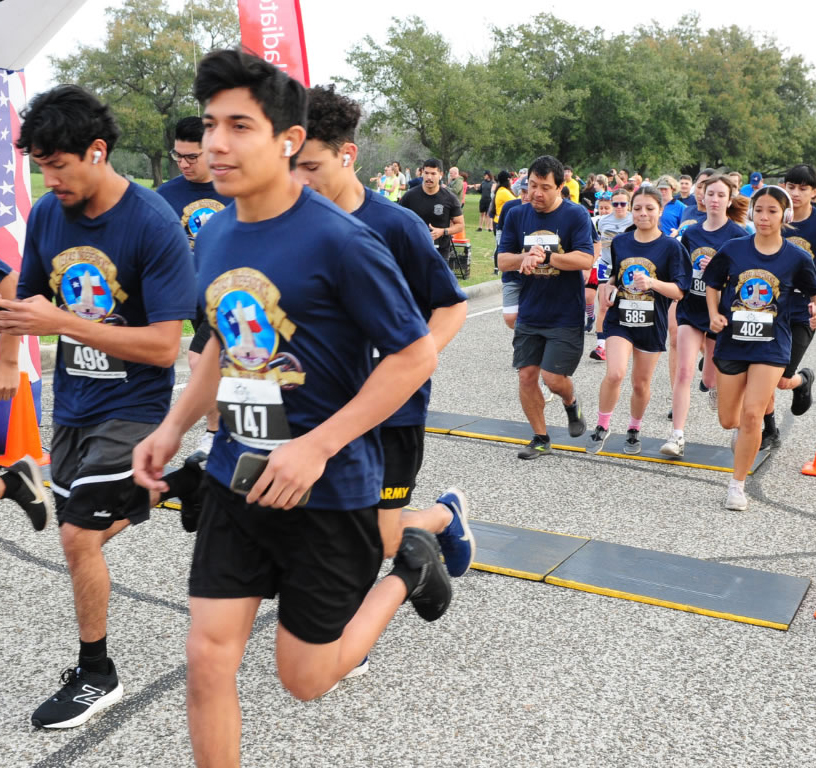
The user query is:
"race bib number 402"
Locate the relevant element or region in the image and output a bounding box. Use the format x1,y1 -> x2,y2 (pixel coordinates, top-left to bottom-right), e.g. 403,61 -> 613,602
731,310 -> 774,342
60,335 -> 126,379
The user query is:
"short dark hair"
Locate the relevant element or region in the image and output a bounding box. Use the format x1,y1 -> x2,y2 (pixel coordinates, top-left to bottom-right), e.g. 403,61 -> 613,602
784,164 -> 816,188
305,84 -> 361,153
423,158 -> 442,171
16,84 -> 120,159
528,155 -> 565,186
175,116 -> 205,143
679,174 -> 692,182
695,167 -> 717,183
563,164 -> 573,172
194,49 -> 307,139
631,186 -> 663,209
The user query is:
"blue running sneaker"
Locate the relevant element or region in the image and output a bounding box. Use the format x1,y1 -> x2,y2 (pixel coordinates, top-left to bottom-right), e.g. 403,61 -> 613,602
435,487 -> 475,577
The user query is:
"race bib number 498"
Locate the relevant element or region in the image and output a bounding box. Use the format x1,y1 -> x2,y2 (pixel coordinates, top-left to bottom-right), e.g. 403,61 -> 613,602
60,335 -> 126,379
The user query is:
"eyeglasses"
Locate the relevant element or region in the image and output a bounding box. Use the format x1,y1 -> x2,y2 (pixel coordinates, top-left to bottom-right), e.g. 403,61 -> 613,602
611,201 -> 628,208
170,150 -> 202,163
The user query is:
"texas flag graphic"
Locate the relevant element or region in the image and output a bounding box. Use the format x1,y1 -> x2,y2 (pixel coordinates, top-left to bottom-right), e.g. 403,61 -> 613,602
225,299 -> 263,341
746,281 -> 770,302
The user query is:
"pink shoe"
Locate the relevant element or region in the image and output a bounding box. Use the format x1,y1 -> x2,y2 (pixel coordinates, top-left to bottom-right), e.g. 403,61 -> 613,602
589,345 -> 606,361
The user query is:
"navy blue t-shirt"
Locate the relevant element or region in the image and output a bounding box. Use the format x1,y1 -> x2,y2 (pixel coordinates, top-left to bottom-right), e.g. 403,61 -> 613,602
0,259 -> 11,279
677,204 -> 707,236
603,232 -> 689,353
704,237 -> 816,366
156,175 -> 232,247
786,211 -> 816,325
354,187 -> 465,427
196,186 -> 429,511
19,183 -> 196,427
499,200 -> 594,328
676,220 -> 747,332
498,198 -> 524,285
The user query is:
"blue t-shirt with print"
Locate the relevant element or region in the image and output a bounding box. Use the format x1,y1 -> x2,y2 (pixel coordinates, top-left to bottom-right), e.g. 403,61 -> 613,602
156,175 -> 232,247
602,232 -> 689,353
354,187 -> 466,427
785,211 -> 816,325
196,186 -> 429,511
18,183 -> 196,427
676,220 -> 747,332
498,198 -> 524,285
677,204 -> 707,237
499,200 -> 595,328
704,237 -> 816,366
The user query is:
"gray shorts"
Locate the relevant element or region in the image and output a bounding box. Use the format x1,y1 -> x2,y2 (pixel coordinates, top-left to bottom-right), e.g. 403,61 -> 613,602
502,282 -> 521,314
51,419 -> 157,530
512,323 -> 584,376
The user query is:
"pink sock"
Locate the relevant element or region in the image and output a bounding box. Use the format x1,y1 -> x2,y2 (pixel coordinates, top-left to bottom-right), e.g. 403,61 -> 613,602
628,417 -> 643,431
597,411 -> 612,430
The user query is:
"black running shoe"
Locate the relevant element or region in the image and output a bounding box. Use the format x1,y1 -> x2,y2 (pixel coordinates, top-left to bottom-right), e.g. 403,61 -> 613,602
517,434 -> 551,459
667,409 -> 673,421
565,398 -> 586,437
759,427 -> 782,451
31,660 -> 123,729
699,380 -> 709,393
394,528 -> 452,622
586,425 -> 610,454
179,450 -> 207,533
698,357 -> 704,372
623,428 -> 642,455
1,456 -> 53,531
792,368 -> 813,417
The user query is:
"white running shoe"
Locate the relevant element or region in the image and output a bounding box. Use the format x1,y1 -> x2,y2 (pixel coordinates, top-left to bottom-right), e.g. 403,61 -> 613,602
708,388 -> 718,413
196,430 -> 215,455
660,432 -> 685,457
541,383 -> 554,403
725,483 -> 748,511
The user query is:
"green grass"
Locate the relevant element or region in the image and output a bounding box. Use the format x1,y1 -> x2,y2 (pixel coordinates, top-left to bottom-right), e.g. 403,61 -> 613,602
29,174 -> 154,203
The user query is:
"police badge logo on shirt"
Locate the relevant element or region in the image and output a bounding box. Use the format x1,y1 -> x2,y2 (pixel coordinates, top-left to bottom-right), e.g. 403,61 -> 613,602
50,246 -> 129,378
690,247 -> 717,296
618,257 -> 656,327
524,231 -> 562,277
731,269 -> 779,342
181,198 -> 226,243
206,268 -> 305,451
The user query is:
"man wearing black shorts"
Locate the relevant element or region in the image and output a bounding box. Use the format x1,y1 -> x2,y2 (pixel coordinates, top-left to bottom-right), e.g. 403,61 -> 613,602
133,51 -> 452,766
399,158 -> 465,273
158,116 -> 232,456
478,170 -> 493,231
293,84 -> 473,578
0,85 -> 196,729
497,155 -> 594,458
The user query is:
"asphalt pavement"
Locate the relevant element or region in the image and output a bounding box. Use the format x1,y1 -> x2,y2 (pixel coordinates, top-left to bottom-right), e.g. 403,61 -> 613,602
2,280 -> 816,767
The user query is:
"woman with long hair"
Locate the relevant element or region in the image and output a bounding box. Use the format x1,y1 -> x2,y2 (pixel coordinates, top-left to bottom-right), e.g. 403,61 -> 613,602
705,186 -> 816,510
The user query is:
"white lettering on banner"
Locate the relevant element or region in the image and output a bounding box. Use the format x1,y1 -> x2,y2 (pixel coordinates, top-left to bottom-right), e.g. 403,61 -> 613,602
259,1 -> 288,69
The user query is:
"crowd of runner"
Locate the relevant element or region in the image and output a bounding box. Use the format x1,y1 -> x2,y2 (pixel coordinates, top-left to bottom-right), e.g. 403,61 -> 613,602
0,46 -> 813,767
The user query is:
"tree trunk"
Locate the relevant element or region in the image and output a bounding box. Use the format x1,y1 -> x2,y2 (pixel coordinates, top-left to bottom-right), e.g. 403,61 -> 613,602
150,152 -> 163,188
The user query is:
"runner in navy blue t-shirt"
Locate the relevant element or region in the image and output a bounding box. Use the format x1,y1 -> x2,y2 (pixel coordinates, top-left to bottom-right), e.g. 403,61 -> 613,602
704,186 -> 816,511
131,52 -> 451,762
661,174 -> 748,457
0,85 -> 196,729
157,116 -> 234,457
759,164 -> 816,449
294,83 -> 473,579
587,187 -> 687,455
498,155 -> 594,459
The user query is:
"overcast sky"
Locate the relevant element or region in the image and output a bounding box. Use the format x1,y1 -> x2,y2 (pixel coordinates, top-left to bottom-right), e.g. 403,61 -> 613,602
22,0 -> 816,96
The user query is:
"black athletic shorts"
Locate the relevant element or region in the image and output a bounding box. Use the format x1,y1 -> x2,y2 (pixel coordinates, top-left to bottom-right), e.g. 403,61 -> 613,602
479,198 -> 490,213
512,323 -> 584,376
189,477 -> 382,645
379,425 -> 424,509
713,357 -> 784,376
50,419 -> 155,530
783,323 -> 815,378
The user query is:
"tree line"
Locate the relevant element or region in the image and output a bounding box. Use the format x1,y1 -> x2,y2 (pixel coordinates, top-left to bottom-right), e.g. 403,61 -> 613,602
341,13 -> 816,179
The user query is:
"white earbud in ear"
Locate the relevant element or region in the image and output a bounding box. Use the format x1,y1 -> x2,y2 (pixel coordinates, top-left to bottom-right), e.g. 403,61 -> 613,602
283,140 -> 293,157
92,150 -> 102,165
342,153 -> 351,168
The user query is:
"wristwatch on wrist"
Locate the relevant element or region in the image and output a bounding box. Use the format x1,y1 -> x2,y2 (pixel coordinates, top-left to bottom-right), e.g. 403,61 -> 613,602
543,248 -> 551,266
444,228 -> 449,236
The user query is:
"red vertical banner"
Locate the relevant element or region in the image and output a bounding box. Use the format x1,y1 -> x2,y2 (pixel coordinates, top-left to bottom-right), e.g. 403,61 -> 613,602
237,0 -> 310,86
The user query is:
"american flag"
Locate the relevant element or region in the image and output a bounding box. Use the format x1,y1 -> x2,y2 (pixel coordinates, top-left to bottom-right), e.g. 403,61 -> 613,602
0,69 -> 43,438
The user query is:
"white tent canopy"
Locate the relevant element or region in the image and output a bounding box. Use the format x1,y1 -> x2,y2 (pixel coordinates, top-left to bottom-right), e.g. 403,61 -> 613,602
0,0 -> 89,70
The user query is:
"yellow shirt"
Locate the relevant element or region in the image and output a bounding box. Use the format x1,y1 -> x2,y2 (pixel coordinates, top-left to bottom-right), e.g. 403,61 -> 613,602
565,178 -> 580,203
493,187 -> 516,223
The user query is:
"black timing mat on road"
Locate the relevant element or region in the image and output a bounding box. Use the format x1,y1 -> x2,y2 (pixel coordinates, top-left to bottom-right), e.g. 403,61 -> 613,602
425,411 -> 770,474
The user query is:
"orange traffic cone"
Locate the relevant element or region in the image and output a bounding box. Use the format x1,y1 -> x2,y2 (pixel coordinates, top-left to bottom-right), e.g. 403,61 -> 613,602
802,448 -> 816,476
0,372 -> 49,467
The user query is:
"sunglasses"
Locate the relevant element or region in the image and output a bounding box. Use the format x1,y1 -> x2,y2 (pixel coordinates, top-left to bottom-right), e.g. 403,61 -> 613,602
611,201 -> 628,208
